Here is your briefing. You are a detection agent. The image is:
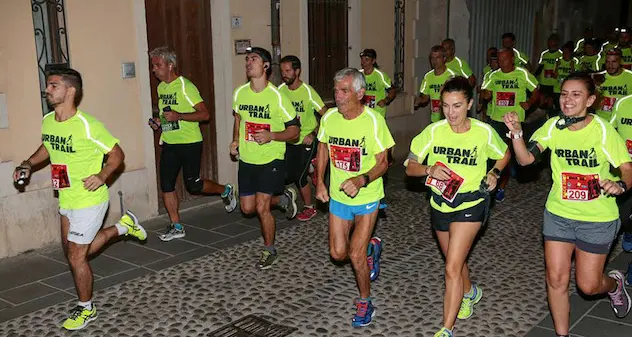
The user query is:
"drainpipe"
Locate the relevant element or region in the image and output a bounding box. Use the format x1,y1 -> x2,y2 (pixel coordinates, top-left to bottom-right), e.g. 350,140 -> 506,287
552,0 -> 559,33
271,0 -> 281,85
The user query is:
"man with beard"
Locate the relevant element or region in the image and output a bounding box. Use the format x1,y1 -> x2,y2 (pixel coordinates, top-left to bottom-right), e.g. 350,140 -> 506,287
595,48 -> 632,121
617,27 -> 632,69
13,68 -> 147,330
278,55 -> 327,221
231,47 -> 300,269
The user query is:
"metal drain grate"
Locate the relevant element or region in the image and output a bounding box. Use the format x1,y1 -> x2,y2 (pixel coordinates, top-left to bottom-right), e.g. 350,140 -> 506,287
208,314 -> 298,337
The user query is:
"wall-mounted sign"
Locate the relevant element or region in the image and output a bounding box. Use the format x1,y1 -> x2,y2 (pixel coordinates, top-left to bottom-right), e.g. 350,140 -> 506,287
235,39 -> 251,55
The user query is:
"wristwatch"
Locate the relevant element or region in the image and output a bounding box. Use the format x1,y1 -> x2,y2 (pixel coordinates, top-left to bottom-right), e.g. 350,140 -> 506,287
489,168 -> 501,179
362,174 -> 370,187
617,180 -> 628,192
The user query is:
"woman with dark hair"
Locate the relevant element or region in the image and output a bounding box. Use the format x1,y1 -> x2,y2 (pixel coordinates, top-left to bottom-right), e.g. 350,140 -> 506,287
504,72 -> 632,337
405,77 -> 511,337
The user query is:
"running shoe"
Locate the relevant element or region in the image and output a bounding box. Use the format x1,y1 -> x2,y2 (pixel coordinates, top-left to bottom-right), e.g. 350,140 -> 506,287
258,250 -> 279,270
608,270 -> 632,318
622,232 -> 632,252
457,284 -> 483,319
296,207 -> 317,221
62,305 -> 97,330
495,188 -> 505,202
434,327 -> 453,337
158,223 -> 185,242
282,187 -> 298,219
118,210 -> 146,241
351,299 -> 375,327
222,183 -> 238,213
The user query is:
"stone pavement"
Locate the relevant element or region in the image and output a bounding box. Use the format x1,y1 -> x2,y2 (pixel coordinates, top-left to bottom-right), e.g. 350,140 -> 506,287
0,167 -> 631,336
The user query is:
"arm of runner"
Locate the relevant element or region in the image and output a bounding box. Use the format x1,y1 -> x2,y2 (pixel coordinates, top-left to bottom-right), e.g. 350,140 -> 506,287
315,141 -> 330,202
169,102 -> 210,122
503,112 -> 541,166
468,74 -> 477,88
553,60 -> 560,78
83,144 -> 124,191
340,150 -> 389,198
601,162 -> 632,196
13,144 -> 50,182
522,87 -> 540,111
261,122 -> 299,143
480,89 -> 492,101
534,64 -> 544,77
230,111 -> 240,155
485,149 -> 511,191
378,86 -> 398,107
415,93 -> 430,108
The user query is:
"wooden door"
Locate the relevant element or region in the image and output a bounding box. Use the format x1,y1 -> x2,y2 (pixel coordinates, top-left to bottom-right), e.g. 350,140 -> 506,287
308,0 -> 349,101
144,0 -> 218,204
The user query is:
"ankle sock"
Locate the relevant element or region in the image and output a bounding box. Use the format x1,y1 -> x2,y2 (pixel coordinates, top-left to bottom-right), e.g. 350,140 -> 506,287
464,285 -> 475,298
115,223 -> 128,236
173,223 -> 183,230
78,300 -> 93,310
265,245 -> 277,255
278,195 -> 289,207
221,185 -> 230,198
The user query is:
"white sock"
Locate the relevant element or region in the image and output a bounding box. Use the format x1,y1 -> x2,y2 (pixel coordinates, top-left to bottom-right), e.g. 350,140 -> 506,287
78,300 -> 93,310
115,223 -> 128,236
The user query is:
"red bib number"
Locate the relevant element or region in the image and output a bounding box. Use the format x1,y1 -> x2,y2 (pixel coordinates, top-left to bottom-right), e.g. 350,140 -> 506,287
496,92 -> 516,107
624,64 -> 632,70
245,121 -> 271,142
561,172 -> 600,201
431,99 -> 441,113
601,96 -> 617,112
544,69 -> 554,78
425,161 -> 465,203
51,164 -> 70,190
330,145 -> 361,172
362,95 -> 376,108
626,140 -> 632,157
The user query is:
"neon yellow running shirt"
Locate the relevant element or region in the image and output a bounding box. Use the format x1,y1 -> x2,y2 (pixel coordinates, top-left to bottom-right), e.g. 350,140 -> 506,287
409,119 -> 507,212
317,106 -> 395,206
42,110 -> 119,209
419,68 -> 456,122
531,116 -> 630,222
157,76 -> 204,144
278,82 -> 324,144
361,68 -> 392,118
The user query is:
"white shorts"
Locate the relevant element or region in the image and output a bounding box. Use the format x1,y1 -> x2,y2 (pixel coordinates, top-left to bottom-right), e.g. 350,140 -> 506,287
59,201 -> 109,244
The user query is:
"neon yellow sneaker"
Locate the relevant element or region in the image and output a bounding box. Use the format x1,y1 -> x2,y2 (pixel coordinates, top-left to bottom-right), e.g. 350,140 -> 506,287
434,327 -> 453,337
457,284 -> 483,319
119,210 -> 147,241
62,305 -> 97,330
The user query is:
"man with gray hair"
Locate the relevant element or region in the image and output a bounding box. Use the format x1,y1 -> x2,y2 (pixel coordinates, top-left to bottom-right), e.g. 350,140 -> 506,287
148,46 -> 237,241
316,67 -> 395,327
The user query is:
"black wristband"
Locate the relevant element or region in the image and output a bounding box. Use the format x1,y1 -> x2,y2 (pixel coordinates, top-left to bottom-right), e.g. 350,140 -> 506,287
362,174 -> 370,187
617,180 -> 627,192
490,167 -> 501,179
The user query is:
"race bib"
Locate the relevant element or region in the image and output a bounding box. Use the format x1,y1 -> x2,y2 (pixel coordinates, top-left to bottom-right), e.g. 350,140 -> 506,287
601,96 -> 617,112
330,144 -> 361,172
626,139 -> 632,157
362,95 -> 376,108
544,69 -> 554,78
245,121 -> 271,142
425,161 -> 465,203
561,172 -> 600,201
624,64 -> 632,70
51,164 -> 70,190
160,115 -> 180,132
496,92 -> 516,107
431,99 -> 441,113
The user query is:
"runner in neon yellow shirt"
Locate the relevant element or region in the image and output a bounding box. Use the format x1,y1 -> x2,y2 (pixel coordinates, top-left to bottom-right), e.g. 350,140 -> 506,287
578,39 -> 603,72
502,32 -> 532,71
359,48 -> 397,118
618,27 -> 632,69
553,42 -> 579,94
442,38 -> 476,86
504,73 -> 632,336
316,68 -> 394,328
535,34 -> 562,111
601,28 -> 619,56
278,55 -> 327,221
573,27 -> 594,56
231,47 -> 300,270
406,77 -> 510,337
148,47 -> 237,242
13,68 -> 146,331
416,45 -> 457,123
478,48 -> 498,119
595,49 -> 632,121
481,48 -> 539,202
609,93 -> 632,251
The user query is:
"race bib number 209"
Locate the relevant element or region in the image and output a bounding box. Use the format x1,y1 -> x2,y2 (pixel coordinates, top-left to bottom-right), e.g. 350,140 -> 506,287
561,172 -> 600,201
